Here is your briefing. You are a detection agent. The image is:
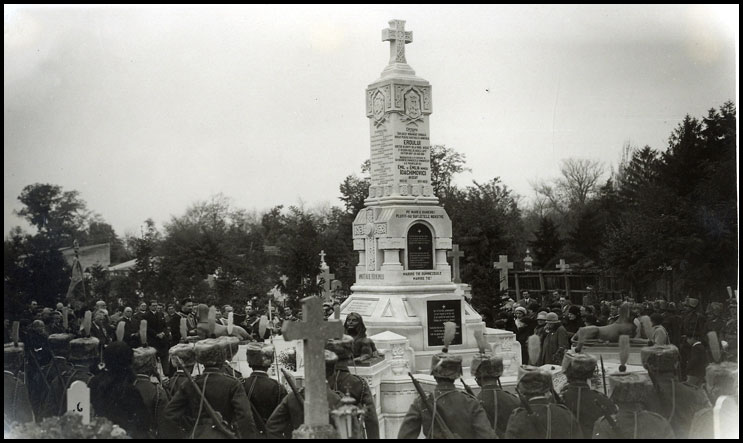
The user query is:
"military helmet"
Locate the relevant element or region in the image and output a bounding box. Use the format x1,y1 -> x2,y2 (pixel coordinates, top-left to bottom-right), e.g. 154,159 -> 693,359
215,335 -> 240,360
4,343 -> 25,372
48,333 -> 75,358
471,354 -> 504,378
517,369 -> 553,397
641,344 -> 679,373
325,335 -> 354,361
132,346 -> 157,374
195,338 -> 223,367
69,337 -> 100,363
609,372 -> 651,404
168,343 -> 196,368
246,342 -> 275,368
430,352 -> 463,380
562,351 -> 597,380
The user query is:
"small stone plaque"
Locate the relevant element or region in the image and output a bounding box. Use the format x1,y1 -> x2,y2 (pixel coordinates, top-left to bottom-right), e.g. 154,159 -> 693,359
345,299 -> 378,317
426,300 -> 462,346
67,380 -> 90,424
407,223 -> 433,270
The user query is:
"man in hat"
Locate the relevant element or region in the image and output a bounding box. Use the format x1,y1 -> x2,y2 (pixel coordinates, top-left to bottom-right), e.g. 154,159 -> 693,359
132,345 -> 169,438
471,352 -> 519,437
162,338 -> 257,439
41,334 -> 99,417
325,335 -> 380,438
344,312 -> 379,364
163,343 -> 196,399
689,361 -> 738,438
398,351 -> 495,438
265,350 -> 343,438
505,370 -> 583,438
642,344 -> 710,438
560,350 -> 616,437
243,342 -> 287,438
4,342 -> 34,427
540,312 -> 569,366
593,372 -> 675,438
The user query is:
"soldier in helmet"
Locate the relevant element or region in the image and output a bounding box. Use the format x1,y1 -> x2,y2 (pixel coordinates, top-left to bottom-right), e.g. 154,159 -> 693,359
398,349 -> 495,439
215,335 -> 243,378
243,342 -> 287,438
265,350 -> 343,438
471,352 -> 519,437
642,344 -> 710,438
162,338 -> 257,439
132,345 -> 169,438
593,372 -> 675,438
36,332 -> 75,419
505,370 -> 583,438
4,341 -> 34,428
560,350 -> 616,437
325,335 -> 380,439
163,343 -> 196,398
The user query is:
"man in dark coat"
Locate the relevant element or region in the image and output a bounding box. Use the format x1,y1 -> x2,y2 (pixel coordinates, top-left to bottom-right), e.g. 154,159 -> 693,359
242,343 -> 287,438
398,351 -> 495,439
505,370 -> 583,439
265,350 -> 342,438
162,338 -> 258,439
144,300 -> 169,375
471,352 -> 519,437
642,344 -> 710,438
560,350 -> 616,438
120,307 -> 140,348
163,343 -> 196,399
131,346 -> 169,438
325,335 -> 380,439
540,312 -> 569,365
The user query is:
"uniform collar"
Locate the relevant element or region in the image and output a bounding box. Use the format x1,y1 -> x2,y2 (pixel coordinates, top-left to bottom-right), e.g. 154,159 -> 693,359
436,381 -> 457,391
203,366 -> 223,374
528,396 -> 551,405
250,370 -> 269,377
567,380 -> 590,388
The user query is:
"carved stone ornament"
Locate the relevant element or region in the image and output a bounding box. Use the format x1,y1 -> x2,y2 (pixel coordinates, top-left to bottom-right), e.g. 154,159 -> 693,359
402,89 -> 424,124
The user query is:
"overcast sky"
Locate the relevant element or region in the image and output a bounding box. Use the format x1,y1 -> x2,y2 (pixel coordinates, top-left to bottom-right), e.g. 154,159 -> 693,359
4,4 -> 738,241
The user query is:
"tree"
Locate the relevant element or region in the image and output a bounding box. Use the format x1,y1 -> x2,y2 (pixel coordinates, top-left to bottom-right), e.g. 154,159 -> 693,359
15,183 -> 90,243
430,145 -> 470,199
530,217 -> 562,268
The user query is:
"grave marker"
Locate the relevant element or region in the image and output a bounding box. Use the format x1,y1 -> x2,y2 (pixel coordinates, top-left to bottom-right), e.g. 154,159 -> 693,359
493,255 -> 514,291
67,380 -> 90,424
447,244 -> 465,283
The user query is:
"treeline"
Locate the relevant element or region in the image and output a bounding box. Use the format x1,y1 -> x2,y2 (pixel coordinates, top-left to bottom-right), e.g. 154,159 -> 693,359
4,102 -> 737,318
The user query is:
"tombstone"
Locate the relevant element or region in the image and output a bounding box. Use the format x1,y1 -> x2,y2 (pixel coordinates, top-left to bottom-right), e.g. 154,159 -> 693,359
67,380 -> 90,424
317,250 -> 336,301
523,249 -> 534,271
713,395 -> 738,438
282,296 -> 344,438
493,255 -> 514,291
407,223 -> 433,270
447,244 -> 465,283
555,259 -> 571,272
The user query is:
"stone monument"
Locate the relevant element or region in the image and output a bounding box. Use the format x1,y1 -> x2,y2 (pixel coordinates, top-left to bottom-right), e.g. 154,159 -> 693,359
341,19 -> 516,373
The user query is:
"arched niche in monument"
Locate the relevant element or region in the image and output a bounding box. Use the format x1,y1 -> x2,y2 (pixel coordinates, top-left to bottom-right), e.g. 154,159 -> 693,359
406,222 -> 434,270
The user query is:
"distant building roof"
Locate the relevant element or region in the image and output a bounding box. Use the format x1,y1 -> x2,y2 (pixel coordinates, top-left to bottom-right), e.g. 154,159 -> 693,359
108,259 -> 137,273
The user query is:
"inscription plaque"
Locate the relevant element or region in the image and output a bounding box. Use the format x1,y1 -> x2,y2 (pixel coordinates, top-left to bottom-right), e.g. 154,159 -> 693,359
407,223 -> 433,270
426,299 -> 462,346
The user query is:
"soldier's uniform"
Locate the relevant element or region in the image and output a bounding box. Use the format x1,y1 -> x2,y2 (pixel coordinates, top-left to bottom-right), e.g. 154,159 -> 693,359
4,343 -> 34,429
641,345 -> 710,438
162,338 -> 257,439
326,335 -> 380,439
163,343 -> 196,399
243,343 -> 287,438
265,350 -> 342,439
593,372 -> 674,439
505,370 -> 583,439
560,350 -> 616,438
36,333 -> 75,419
215,336 -> 243,378
132,346 -> 169,438
40,336 -> 99,418
688,361 -> 738,439
471,351 -> 519,437
398,350 -> 495,439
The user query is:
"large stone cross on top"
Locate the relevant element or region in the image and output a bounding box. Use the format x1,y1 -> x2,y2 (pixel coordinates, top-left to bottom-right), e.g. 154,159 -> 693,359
282,296 -> 344,429
382,19 -> 413,65
447,244 -> 465,283
493,255 -> 514,291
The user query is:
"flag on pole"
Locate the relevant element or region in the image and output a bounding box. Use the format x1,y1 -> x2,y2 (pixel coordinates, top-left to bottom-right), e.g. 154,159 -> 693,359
66,256 -> 84,300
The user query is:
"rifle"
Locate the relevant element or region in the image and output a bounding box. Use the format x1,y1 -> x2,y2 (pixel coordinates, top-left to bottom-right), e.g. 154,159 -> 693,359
594,399 -> 625,438
516,387 -> 549,437
281,368 -> 304,405
408,373 -> 459,439
173,356 -> 237,439
460,378 -> 475,397
599,355 -> 607,396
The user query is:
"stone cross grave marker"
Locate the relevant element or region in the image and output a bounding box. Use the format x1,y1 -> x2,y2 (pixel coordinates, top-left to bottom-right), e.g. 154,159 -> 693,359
713,395 -> 738,438
67,380 -> 90,424
556,259 -> 571,272
317,251 -> 335,299
280,274 -> 289,286
282,296 -> 344,429
493,255 -> 514,291
447,244 -> 465,283
382,19 -> 413,65
319,250 -> 327,266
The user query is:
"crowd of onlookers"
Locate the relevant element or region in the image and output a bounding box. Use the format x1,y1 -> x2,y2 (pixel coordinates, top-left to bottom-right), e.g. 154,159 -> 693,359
490,288 -> 737,382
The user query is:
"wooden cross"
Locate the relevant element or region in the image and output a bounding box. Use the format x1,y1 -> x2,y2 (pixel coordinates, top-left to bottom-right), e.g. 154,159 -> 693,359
282,296 -> 344,428
493,255 -> 514,291
382,19 -> 413,64
447,244 -> 465,283
556,259 -> 571,272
